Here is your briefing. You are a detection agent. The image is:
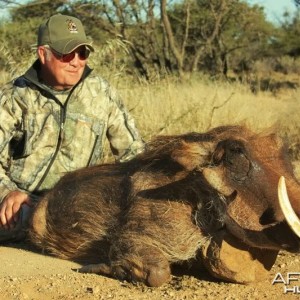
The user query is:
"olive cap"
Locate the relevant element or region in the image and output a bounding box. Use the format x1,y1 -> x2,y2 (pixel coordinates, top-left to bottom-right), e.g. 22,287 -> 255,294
38,14 -> 94,54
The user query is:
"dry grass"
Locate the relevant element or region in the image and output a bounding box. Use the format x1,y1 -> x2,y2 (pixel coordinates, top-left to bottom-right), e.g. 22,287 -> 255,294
103,76 -> 300,165
116,77 -> 300,142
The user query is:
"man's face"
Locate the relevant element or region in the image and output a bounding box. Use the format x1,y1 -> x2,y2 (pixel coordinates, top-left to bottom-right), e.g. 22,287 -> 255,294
38,46 -> 89,90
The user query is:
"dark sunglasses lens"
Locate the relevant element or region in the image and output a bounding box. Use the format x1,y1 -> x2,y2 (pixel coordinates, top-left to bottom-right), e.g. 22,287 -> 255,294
60,49 -> 89,62
61,52 -> 76,63
78,49 -> 90,60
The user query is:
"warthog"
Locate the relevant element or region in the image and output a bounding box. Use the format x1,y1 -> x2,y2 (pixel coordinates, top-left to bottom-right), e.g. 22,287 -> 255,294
29,126 -> 300,286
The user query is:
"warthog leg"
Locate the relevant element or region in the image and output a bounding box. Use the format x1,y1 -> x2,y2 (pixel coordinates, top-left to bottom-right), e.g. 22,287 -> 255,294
79,244 -> 171,287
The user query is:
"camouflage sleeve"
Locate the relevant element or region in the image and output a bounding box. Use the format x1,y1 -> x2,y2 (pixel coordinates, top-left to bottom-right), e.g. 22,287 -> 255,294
105,83 -> 145,162
0,89 -> 26,202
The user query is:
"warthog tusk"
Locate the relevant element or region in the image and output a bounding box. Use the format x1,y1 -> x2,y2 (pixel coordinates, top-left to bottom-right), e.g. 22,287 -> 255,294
278,176 -> 300,238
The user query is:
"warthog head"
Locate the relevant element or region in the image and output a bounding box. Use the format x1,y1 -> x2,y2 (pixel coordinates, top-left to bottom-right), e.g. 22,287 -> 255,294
185,126 -> 300,252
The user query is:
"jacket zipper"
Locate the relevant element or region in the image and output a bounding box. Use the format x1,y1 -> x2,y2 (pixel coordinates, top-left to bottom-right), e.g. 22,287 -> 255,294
34,90 -> 72,191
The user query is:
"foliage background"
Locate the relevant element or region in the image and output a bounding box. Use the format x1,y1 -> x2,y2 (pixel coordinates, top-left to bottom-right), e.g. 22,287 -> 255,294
0,0 -> 300,80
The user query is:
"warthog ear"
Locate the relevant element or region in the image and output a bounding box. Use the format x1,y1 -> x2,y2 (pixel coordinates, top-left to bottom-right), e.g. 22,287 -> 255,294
171,140 -> 215,171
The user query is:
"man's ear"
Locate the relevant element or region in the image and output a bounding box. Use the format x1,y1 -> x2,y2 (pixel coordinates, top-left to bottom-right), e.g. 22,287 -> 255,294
171,141 -> 216,171
37,46 -> 47,64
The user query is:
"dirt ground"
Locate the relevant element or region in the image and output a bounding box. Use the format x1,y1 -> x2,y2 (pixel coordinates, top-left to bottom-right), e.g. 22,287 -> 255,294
0,242 -> 300,300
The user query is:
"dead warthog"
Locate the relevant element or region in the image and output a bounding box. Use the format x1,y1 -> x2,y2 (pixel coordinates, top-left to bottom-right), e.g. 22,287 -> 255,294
29,126 -> 300,286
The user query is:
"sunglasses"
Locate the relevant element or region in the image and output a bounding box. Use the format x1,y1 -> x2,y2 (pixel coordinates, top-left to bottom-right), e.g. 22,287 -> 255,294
49,47 -> 90,63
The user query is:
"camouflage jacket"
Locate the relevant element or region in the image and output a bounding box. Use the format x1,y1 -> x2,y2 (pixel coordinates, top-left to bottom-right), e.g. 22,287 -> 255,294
0,60 -> 144,202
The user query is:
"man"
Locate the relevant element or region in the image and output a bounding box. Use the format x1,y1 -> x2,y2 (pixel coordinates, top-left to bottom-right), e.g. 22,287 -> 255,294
0,14 -> 144,242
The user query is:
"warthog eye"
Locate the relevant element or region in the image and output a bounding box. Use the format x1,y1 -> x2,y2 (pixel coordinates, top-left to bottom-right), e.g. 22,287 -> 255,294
222,140 -> 250,181
213,140 -> 245,164
211,140 -> 251,182
226,141 -> 244,155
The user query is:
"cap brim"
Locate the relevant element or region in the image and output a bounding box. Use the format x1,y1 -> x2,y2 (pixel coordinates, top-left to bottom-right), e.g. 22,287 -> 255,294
51,39 -> 94,54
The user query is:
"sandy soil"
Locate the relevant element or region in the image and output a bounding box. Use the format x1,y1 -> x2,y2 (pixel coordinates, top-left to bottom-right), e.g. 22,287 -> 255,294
0,242 -> 300,300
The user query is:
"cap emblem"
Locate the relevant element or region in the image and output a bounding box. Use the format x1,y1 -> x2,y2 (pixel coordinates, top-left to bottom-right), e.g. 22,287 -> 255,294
67,19 -> 78,33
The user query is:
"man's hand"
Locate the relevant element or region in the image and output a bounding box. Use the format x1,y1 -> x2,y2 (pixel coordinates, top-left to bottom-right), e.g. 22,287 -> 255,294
0,191 -> 32,229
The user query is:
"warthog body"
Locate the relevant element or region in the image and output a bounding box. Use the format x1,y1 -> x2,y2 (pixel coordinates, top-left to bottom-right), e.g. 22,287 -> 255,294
29,126 -> 300,286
